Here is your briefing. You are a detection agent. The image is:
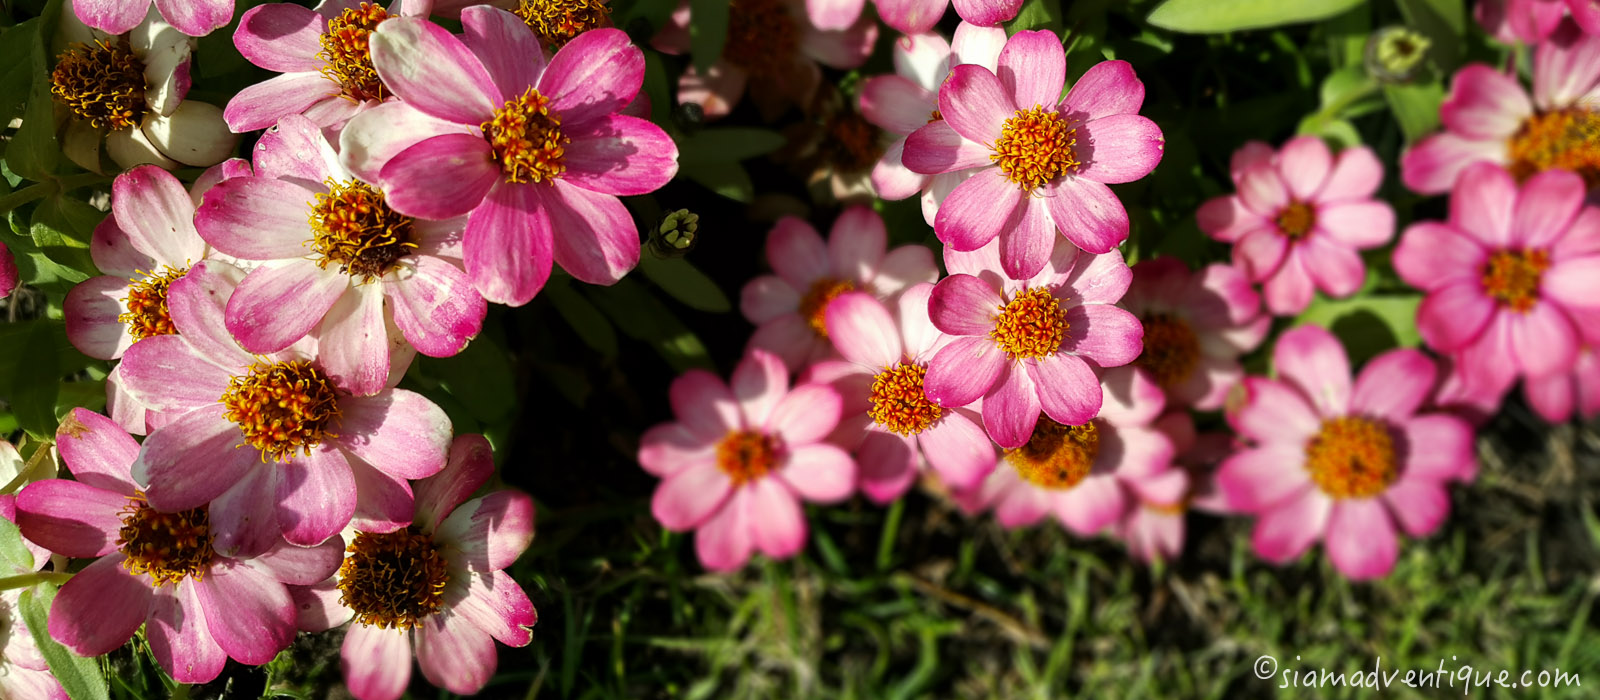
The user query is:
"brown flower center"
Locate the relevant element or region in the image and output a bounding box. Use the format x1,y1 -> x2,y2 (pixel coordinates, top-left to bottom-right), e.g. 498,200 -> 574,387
797,277 -> 855,338
724,0 -> 799,79
513,0 -> 612,51
990,287 -> 1068,361
822,111 -> 883,174
1304,416 -> 1397,499
51,40 -> 147,130
483,87 -> 569,184
715,430 -> 776,486
1481,249 -> 1549,313
1008,417 -> 1100,489
319,2 -> 391,102
992,106 -> 1079,191
337,527 -> 450,630
119,266 -> 188,341
1509,108 -> 1600,187
868,362 -> 942,436
309,179 -> 416,280
117,496 -> 214,586
1275,201 -> 1316,240
219,360 -> 342,462
1134,313 -> 1201,390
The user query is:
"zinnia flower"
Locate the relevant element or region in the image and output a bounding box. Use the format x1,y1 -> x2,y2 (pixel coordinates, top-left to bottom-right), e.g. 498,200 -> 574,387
951,366 -> 1182,535
197,114 -> 484,397
1121,257 -> 1269,410
859,23 -> 1005,225
808,0 -> 1021,33
0,242 -> 16,300
1110,411 -> 1232,564
1215,326 -> 1477,580
339,8 -> 678,306
114,261 -> 451,551
925,237 -> 1142,448
1393,163 -> 1600,398
1475,0 -> 1600,45
1402,22 -> 1600,194
802,285 -> 994,502
72,0 -> 232,37
14,408 -> 342,683
739,206 -> 938,370
901,31 -> 1164,279
289,435 -> 538,700
1522,309 -> 1600,422
1198,136 -> 1395,315
638,350 -> 857,572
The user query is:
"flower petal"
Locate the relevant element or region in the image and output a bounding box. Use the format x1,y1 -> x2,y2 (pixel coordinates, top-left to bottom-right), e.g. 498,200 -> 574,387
1044,176 -> 1129,254
982,364 -> 1041,448
436,491 -> 536,571
1324,499 -> 1399,580
925,336 -> 1008,407
56,407 -> 140,493
1273,325 -> 1352,417
1028,353 -> 1101,426
334,389 -> 452,480
137,405 -> 260,511
47,555 -> 152,656
463,181 -> 555,306
275,447 -> 357,547
368,16 -> 498,123
561,114 -> 680,196
1059,59 -> 1144,121
544,181 -> 640,285
777,443 -> 855,502
539,28 -> 644,126
414,612 -> 497,695
938,63 -> 1012,144
15,480 -> 126,558
381,134 -> 501,220
1075,114 -> 1164,185
341,624 -> 413,700
935,167 -> 1023,251
113,165 -> 205,266
226,261 -> 347,353
146,584 -> 227,684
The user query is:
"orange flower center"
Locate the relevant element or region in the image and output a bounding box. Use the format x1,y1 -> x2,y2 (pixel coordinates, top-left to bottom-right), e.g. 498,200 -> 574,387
1275,201 -> 1316,240
513,0 -> 612,50
219,360 -> 342,462
1480,249 -> 1549,313
119,265 -> 187,341
309,179 -> 416,280
927,108 -> 943,123
319,2 -> 390,102
823,111 -> 882,174
868,362 -> 942,436
117,495 -> 214,586
1304,416 -> 1397,499
990,287 -> 1068,361
337,527 -> 450,630
724,0 -> 798,78
483,87 -> 569,184
1134,313 -> 1201,390
1508,108 -> 1600,187
715,430 -> 777,486
797,277 -> 855,338
992,106 -> 1079,191
1008,417 -> 1100,489
51,39 -> 147,130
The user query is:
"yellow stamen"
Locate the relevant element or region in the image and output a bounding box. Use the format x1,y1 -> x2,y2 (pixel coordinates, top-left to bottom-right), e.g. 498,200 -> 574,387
1304,416 -> 1396,499
1008,417 -> 1100,489
319,2 -> 391,102
338,527 -> 450,630
483,87 -> 569,184
868,362 -> 942,436
716,430 -> 776,486
117,494 -> 214,586
51,39 -> 147,130
219,360 -> 342,462
989,287 -> 1068,361
513,0 -> 612,50
992,106 -> 1079,191
119,266 -> 188,341
308,179 -> 416,281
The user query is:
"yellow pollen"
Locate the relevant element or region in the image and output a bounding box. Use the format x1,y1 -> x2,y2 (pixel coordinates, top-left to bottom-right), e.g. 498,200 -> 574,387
927,108 -> 943,123
823,111 -> 883,174
1481,249 -> 1550,313
989,287 -> 1068,361
1146,499 -> 1187,515
219,360 -> 342,462
1276,201 -> 1316,240
992,106 -> 1080,191
1134,313 -> 1201,390
797,278 -> 856,338
1304,416 -> 1397,499
319,2 -> 391,102
1008,417 -> 1100,489
116,495 -> 214,586
483,87 -> 569,184
868,362 -> 942,436
337,527 -> 450,630
715,430 -> 776,486
724,0 -> 799,78
309,179 -> 416,281
513,0 -> 612,50
1508,108 -> 1600,187
51,40 -> 148,130
119,265 -> 188,341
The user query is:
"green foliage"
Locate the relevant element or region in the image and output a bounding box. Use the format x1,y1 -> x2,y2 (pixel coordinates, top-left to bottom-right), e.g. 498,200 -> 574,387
20,583 -> 110,700
1148,0 -> 1370,33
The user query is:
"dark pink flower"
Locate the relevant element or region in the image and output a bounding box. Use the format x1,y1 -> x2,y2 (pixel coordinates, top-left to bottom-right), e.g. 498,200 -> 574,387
0,242 -> 16,300
1476,0 -> 1600,44
1121,257 -> 1269,410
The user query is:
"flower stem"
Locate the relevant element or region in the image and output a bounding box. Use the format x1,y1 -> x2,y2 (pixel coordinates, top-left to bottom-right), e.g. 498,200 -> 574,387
0,572 -> 73,590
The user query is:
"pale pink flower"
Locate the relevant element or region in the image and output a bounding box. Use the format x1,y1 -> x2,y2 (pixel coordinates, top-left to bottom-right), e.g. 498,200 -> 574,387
73,0 -> 231,37
339,9 -> 678,306
0,242 -> 16,300
291,435 -> 538,700
1121,258 -> 1269,410
1476,0 -> 1600,44
639,350 -> 857,572
859,24 -> 1005,225
196,115 -> 484,397
1216,326 -> 1477,580
14,409 -> 341,684
901,32 -> 1164,279
739,207 -> 938,370
1110,411 -> 1232,564
925,237 -> 1142,448
114,261 -> 450,551
1198,136 -> 1394,316
808,0 -> 1020,33
1522,309 -> 1600,421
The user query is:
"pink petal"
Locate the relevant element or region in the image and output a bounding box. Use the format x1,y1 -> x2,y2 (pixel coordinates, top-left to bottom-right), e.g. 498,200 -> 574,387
165,261 -> 255,367
777,443 -> 856,502
1027,353 -> 1101,425
902,120 -> 995,175
114,336 -> 234,414
1316,201 -> 1394,249
1324,499 -> 1399,580
1383,479 -> 1451,537
1273,325 -> 1352,417
463,181 -> 555,306
1509,302 -> 1578,377
1318,146 -> 1383,201
341,624 -> 413,700
208,467 -> 280,559
824,292 -> 902,367
871,140 -> 927,199
539,28 -> 645,126
1061,304 -> 1144,367
314,283 -> 389,397
1217,444 -> 1313,512
1044,176 -> 1129,254
765,384 -> 842,445
828,206 -> 887,285
1273,136 -> 1333,200
1265,253 -> 1318,315
1235,163 -> 1289,217
1233,377 -> 1320,444
999,197 -> 1056,280
1251,487 -> 1330,563
1401,414 -> 1478,481
675,61 -> 746,121
1196,195 -> 1264,244
981,364 -> 1041,448
1075,114 -> 1165,185
739,276 -> 799,325
856,432 -> 919,503
193,176 -> 316,260
651,459 -> 733,530
368,17 -> 498,123
766,218 -> 830,290
444,570 -> 537,646
694,489 -> 754,572
876,244 -> 940,294
137,405 -> 260,511
1351,349 -> 1437,421
1300,237 -> 1365,298
15,480 -> 126,558
154,0 -> 233,36
637,423 -> 714,479
859,75 -> 936,134
798,13 -> 877,69
916,410 -> 995,490
1545,256 -> 1600,309
381,134 -> 501,220
335,389 -> 452,480
276,447 -> 357,546
1534,20 -> 1600,106
339,101 -> 477,182
808,0 -> 865,29
113,165 -> 205,266
72,0 -> 148,34
246,537 -> 345,586
414,613 -> 497,695
670,369 -> 741,439
545,181 -> 640,285
879,0 -> 950,33
56,407 -> 140,494
935,168 -> 1023,252
47,555 -> 152,656
747,478 -> 807,559
459,6 -> 547,101
1059,59 -> 1144,121
291,580 -> 351,633
1058,247 -> 1131,304
1514,169 -> 1587,249
1450,162 -> 1518,249
1398,131 -> 1506,196
561,115 -> 680,196
925,336 -> 1009,407
436,491 -> 537,571
1416,281 -> 1495,352
1051,475 -> 1126,535
1439,64 -> 1533,139
1231,228 -> 1288,281
938,63 -> 1012,144
91,215 -> 152,278
996,30 -> 1065,109
227,261 -> 347,353
146,584 -> 226,684
223,72 -> 339,133
233,4 -> 324,73
951,0 -> 1024,25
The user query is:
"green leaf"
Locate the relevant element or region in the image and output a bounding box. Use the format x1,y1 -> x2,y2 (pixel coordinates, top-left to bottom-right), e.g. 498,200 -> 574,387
1147,0 -> 1368,33
1295,294 -> 1422,365
20,583 -> 110,700
29,193 -> 100,280
1296,115 -> 1363,149
688,0 -> 729,73
9,3 -> 63,180
0,514 -> 33,573
0,20 -> 39,133
1397,0 -> 1466,71
586,279 -> 714,372
643,50 -> 672,126
423,337 -> 516,423
1384,81 -> 1445,143
677,128 -> 786,166
547,281 -> 620,358
638,255 -> 731,313
9,321 -> 61,437
1005,0 -> 1064,34
678,160 -> 753,202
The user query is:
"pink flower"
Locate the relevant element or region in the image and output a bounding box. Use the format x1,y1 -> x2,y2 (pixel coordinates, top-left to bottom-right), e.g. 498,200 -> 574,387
196,115 -> 485,397
951,367 -> 1181,535
1427,355 -> 1509,427
901,32 -> 1164,279
807,0 -> 1021,35
1393,163 -> 1600,398
290,435 -> 537,700
652,0 -> 877,120
1121,258 -> 1269,410
0,241 -> 16,300
73,0 -> 231,37
225,0 -> 431,132
859,24 -> 1006,225
802,285 -> 995,502
114,261 -> 451,551
1476,0 -> 1600,44
924,237 -> 1142,448
1110,411 -> 1232,563
1215,326 -> 1477,580
339,9 -> 678,306
638,350 -> 857,572
1522,309 -> 1600,421
14,409 -> 342,684
1401,22 -> 1600,194
739,207 -> 938,370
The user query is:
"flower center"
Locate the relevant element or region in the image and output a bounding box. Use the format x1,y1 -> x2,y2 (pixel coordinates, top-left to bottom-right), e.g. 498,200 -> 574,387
319,2 -> 390,102
797,277 -> 855,338
117,496 -> 214,586
51,40 -> 148,130
219,360 -> 342,462
927,108 -> 943,123
1304,416 -> 1397,499
724,0 -> 799,78
992,106 -> 1080,191
715,430 -> 777,486
1481,249 -> 1549,313
823,111 -> 882,174
308,179 -> 416,281
337,527 -> 450,630
513,0 -> 611,51
1008,417 -> 1100,489
1134,313 -> 1201,390
1509,108 -> 1600,187
868,362 -> 942,436
483,87 -> 569,184
119,265 -> 187,341
990,287 -> 1068,361
1275,201 -> 1316,240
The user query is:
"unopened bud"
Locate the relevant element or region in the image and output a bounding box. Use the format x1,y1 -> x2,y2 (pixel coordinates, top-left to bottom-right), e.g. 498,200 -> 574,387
1365,27 -> 1431,83
649,209 -> 699,258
